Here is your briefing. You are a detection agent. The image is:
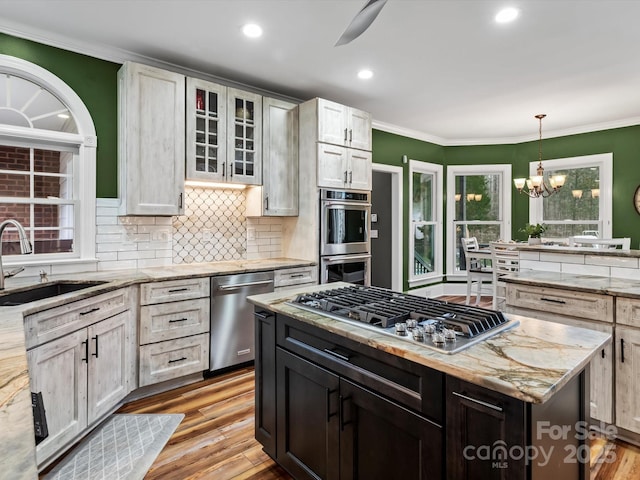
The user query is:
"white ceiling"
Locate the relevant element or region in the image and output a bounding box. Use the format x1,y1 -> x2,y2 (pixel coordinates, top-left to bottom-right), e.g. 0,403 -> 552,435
2,0 -> 640,144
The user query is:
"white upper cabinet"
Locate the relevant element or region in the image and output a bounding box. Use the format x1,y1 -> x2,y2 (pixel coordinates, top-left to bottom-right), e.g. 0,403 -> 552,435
227,87 -> 262,185
186,82 -> 262,185
317,98 -> 372,151
317,143 -> 372,190
186,77 -> 227,182
118,62 -> 185,215
247,97 -> 299,217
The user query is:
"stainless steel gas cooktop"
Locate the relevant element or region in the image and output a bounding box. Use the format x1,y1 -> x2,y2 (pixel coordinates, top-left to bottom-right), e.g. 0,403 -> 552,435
288,285 -> 519,354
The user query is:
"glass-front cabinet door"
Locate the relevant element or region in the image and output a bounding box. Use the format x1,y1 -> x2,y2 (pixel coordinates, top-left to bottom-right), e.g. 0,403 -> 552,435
186,77 -> 227,182
227,87 -> 262,185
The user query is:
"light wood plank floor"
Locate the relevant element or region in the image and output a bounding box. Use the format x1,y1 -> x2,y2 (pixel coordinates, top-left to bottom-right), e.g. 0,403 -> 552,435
112,296 -> 640,479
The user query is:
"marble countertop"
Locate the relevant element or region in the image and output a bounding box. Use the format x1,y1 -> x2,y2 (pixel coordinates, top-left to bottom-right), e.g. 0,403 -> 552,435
502,270 -> 640,299
517,244 -> 640,257
248,283 -> 611,405
0,257 -> 314,480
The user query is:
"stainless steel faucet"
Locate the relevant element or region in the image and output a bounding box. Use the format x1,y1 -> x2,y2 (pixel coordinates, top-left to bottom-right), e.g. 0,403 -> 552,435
0,219 -> 33,290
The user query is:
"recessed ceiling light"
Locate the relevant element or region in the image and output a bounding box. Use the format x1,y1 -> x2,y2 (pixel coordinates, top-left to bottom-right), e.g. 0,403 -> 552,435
242,23 -> 263,38
358,69 -> 373,80
495,7 -> 519,24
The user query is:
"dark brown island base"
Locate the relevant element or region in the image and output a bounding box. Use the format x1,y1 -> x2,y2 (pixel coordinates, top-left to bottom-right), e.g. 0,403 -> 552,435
248,283 -> 611,480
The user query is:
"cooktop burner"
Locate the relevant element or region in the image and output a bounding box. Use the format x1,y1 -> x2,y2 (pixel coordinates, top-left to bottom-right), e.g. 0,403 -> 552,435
288,286 -> 519,354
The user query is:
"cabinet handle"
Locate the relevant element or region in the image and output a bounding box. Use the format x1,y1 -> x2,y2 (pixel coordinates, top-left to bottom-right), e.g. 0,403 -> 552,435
327,388 -> 338,422
92,335 -> 99,358
343,170 -> 348,183
178,192 -> 183,208
79,307 -> 100,316
621,339 -> 625,363
290,274 -> 305,278
349,171 -> 353,184
540,297 -> 567,305
265,195 -> 269,210
81,339 -> 88,363
168,356 -> 187,364
222,163 -> 226,178
168,288 -> 189,293
169,317 -> 189,323
601,348 -> 605,359
254,311 -> 273,321
349,129 -> 353,143
452,391 -> 503,412
344,128 -> 348,142
339,395 -> 351,431
323,348 -> 351,362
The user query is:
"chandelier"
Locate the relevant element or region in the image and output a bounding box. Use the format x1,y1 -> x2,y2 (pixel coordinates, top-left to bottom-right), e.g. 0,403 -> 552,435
513,114 -> 566,198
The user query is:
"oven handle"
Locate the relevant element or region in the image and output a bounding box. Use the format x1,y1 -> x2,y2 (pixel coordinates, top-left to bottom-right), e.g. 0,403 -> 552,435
322,201 -> 371,208
322,254 -> 371,264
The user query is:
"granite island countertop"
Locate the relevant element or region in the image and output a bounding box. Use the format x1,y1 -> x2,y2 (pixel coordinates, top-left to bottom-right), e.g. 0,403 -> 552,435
502,270 -> 640,299
248,283 -> 611,405
0,257 -> 314,480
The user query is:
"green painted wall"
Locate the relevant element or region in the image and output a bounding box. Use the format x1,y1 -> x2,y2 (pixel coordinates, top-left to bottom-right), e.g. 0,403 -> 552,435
1,33 -> 120,197
374,126 -> 640,290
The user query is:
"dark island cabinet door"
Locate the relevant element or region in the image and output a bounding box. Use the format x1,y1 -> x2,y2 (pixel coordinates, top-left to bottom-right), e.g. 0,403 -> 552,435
339,378 -> 443,480
255,310 -> 277,458
446,377 -> 526,480
276,348 -> 340,480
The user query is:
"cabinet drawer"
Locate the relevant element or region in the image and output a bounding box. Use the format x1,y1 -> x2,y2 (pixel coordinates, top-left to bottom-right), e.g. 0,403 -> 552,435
274,266 -> 317,288
25,287 -> 133,349
616,297 -> 640,328
277,313 -> 443,422
140,277 -> 209,305
139,298 -> 210,344
506,284 -> 613,323
139,333 -> 209,386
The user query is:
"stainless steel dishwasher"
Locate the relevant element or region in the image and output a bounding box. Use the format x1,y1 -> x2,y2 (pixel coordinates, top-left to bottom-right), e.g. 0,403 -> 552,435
210,271 -> 274,371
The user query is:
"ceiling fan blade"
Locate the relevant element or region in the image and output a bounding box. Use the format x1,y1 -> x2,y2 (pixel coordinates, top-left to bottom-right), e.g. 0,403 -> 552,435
335,0 -> 388,47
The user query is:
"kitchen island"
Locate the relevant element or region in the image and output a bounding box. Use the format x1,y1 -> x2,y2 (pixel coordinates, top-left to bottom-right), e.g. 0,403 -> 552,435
249,283 -> 611,480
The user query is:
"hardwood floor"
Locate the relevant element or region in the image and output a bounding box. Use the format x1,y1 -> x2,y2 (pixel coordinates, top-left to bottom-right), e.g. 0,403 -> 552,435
114,295 -> 637,479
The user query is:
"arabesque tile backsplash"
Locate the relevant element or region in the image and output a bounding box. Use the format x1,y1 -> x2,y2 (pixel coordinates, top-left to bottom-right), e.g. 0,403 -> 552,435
94,186 -> 283,271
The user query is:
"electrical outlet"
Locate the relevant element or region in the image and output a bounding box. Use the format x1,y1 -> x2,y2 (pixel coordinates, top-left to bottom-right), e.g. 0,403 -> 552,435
202,229 -> 213,242
247,228 -> 256,241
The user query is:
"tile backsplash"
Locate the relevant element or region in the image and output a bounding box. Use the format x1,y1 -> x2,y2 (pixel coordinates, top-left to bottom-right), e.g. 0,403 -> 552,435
95,186 -> 284,271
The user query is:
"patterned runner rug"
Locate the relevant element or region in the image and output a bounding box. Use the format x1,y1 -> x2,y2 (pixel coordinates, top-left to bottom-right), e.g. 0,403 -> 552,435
44,414 -> 183,480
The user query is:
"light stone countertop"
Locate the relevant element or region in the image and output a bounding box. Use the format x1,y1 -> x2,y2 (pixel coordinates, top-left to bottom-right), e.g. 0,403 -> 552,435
517,245 -> 640,258
502,270 -> 640,299
0,257 -> 314,480
248,283 -> 611,405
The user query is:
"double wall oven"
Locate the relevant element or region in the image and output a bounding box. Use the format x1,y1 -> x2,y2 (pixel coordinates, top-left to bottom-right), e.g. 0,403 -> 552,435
319,189 -> 371,285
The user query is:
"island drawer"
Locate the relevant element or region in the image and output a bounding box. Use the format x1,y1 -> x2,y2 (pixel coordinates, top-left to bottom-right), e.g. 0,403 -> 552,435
616,297 -> 640,328
140,277 -> 209,305
276,313 -> 443,422
24,287 -> 133,349
506,283 -> 614,323
139,333 -> 209,386
139,298 -> 210,344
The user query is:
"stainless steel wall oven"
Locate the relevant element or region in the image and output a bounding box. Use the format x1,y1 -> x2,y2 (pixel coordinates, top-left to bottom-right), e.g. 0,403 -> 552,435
320,189 -> 371,285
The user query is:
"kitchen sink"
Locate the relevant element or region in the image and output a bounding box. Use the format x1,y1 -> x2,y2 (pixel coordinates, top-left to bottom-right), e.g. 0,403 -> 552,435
0,281 -> 107,306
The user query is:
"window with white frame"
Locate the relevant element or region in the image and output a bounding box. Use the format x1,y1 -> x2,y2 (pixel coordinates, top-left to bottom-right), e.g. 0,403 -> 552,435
0,55 -> 97,263
409,160 -> 443,286
446,164 -> 512,276
528,153 -> 612,239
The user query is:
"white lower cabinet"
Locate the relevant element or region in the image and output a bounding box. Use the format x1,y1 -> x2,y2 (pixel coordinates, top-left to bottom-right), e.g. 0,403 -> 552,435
616,297 -> 640,435
274,266 -> 318,291
28,307 -> 135,466
505,283 -> 613,423
138,278 -> 210,387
